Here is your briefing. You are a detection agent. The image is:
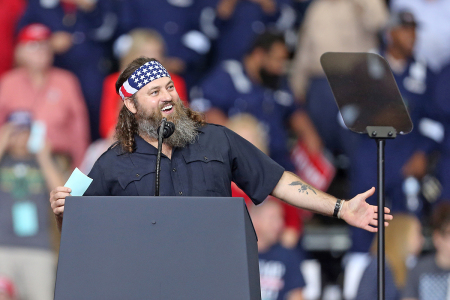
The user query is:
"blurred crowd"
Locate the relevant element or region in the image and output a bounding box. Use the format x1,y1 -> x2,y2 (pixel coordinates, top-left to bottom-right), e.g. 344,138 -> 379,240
1,0 -> 450,299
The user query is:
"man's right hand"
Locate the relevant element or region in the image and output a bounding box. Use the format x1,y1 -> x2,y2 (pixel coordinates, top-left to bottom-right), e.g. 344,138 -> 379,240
50,186 -> 72,217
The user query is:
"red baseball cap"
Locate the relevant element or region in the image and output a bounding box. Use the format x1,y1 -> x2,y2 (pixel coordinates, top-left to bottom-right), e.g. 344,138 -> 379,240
17,23 -> 51,44
0,276 -> 16,298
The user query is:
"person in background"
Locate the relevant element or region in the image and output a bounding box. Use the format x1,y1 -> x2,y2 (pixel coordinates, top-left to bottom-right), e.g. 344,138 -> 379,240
191,31 -> 322,172
402,202 -> 450,300
250,198 -> 305,300
0,0 -> 25,78
429,61 -> 450,202
18,0 -> 118,141
347,10 -> 438,253
390,0 -> 450,73
212,0 -> 298,66
0,23 -> 90,170
290,0 -> 388,157
0,111 -> 64,300
355,214 -> 424,300
0,277 -> 16,300
116,0 -> 212,87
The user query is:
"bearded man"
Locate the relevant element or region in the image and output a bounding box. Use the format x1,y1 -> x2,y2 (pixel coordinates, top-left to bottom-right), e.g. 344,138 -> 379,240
49,57 -> 391,232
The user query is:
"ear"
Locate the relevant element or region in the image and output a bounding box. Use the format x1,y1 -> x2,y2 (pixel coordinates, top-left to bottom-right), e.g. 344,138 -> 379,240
123,97 -> 137,114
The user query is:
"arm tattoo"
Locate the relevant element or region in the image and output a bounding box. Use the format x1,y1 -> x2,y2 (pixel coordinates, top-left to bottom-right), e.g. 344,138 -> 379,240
289,181 -> 317,195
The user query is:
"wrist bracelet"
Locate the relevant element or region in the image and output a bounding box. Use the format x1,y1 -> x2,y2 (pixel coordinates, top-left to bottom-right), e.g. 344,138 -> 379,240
333,199 -> 342,218
338,200 -> 345,219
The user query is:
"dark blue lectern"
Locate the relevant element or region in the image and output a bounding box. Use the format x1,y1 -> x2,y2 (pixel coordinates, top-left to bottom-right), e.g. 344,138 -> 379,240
54,197 -> 261,300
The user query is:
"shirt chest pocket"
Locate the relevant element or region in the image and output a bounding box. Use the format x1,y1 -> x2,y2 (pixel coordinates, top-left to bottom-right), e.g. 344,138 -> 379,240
182,151 -> 226,194
117,168 -> 156,196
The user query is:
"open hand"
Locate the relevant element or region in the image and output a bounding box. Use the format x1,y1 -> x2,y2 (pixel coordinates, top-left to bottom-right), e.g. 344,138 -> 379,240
340,187 -> 393,232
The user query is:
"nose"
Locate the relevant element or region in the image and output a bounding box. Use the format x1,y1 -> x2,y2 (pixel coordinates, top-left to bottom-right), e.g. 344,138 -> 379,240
160,87 -> 172,102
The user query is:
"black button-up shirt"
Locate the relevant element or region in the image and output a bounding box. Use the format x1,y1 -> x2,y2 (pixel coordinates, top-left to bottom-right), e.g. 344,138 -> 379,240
85,124 -> 284,204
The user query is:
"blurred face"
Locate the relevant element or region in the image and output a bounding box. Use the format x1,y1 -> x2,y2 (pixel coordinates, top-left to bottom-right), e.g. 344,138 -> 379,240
253,201 -> 285,247
263,42 -> 288,76
138,43 -> 164,63
259,42 -> 288,89
433,224 -> 450,257
390,25 -> 416,58
407,219 -> 424,256
8,127 -> 30,154
16,41 -> 53,72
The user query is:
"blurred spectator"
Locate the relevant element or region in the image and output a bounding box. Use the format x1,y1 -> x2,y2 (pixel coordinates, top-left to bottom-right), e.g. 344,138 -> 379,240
402,202 -> 450,300
250,198 -> 305,300
0,276 -> 16,300
0,0 -> 25,78
0,24 -> 90,169
354,214 -> 424,300
348,11 -> 439,255
191,31 -> 322,172
429,61 -> 450,201
213,0 -> 298,65
100,28 -> 189,139
290,0 -> 388,155
0,112 -> 64,300
116,0 -> 212,86
18,0 -> 118,140
226,113 -> 305,248
391,0 -> 450,72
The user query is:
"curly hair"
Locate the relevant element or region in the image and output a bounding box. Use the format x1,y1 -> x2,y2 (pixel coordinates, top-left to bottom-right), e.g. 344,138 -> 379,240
115,56 -> 205,153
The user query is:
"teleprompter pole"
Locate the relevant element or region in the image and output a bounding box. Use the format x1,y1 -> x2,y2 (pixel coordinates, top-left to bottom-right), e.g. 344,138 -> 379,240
376,138 -> 385,300
366,126 -> 396,300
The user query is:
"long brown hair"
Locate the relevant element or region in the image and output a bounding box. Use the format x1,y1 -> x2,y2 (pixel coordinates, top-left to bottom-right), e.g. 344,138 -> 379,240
370,213 -> 421,288
115,56 -> 205,153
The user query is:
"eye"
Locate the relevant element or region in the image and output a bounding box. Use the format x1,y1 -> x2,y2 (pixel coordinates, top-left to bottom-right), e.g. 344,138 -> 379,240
150,90 -> 158,96
167,84 -> 175,90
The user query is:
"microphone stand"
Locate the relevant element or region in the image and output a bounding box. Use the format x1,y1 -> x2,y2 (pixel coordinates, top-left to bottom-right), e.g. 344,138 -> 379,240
155,118 -> 175,196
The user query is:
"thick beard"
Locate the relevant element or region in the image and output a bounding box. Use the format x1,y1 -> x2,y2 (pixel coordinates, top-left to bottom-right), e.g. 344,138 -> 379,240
135,99 -> 199,148
259,68 -> 281,90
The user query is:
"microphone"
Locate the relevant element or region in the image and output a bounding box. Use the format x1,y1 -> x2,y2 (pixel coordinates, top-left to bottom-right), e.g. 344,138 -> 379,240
155,118 -> 175,196
157,120 -> 175,139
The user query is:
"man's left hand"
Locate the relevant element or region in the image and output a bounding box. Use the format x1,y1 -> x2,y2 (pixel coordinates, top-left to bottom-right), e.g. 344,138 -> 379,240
339,187 -> 392,232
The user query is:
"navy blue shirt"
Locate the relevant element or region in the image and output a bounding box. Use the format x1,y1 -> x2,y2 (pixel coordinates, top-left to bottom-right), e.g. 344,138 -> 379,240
355,257 -> 400,300
212,0 -> 296,65
192,60 -> 300,171
85,124 -> 284,204
259,243 -> 305,300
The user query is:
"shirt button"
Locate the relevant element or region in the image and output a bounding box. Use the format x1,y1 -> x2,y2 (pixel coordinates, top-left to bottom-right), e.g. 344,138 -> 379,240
172,168 -> 176,172
136,173 -> 140,177
204,156 -> 208,161
179,191 -> 183,195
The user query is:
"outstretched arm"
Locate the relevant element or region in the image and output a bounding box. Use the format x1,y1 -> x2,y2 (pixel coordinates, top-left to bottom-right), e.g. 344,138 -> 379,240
271,171 -> 392,232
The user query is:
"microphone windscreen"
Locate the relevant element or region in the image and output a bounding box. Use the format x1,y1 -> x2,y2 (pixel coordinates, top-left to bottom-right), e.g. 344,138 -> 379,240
162,121 -> 175,138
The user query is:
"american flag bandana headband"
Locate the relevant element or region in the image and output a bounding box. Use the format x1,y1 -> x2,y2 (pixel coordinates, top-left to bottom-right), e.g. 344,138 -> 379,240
119,60 -> 171,100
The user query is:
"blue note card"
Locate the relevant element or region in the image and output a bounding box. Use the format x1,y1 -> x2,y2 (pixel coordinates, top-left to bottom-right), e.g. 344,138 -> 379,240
64,168 -> 93,196
12,201 -> 38,237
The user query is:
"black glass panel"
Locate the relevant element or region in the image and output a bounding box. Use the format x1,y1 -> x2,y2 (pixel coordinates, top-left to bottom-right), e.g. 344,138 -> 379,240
320,52 -> 413,134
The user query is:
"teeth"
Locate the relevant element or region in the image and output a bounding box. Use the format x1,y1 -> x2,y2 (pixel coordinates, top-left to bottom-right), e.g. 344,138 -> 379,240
161,105 -> 173,112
